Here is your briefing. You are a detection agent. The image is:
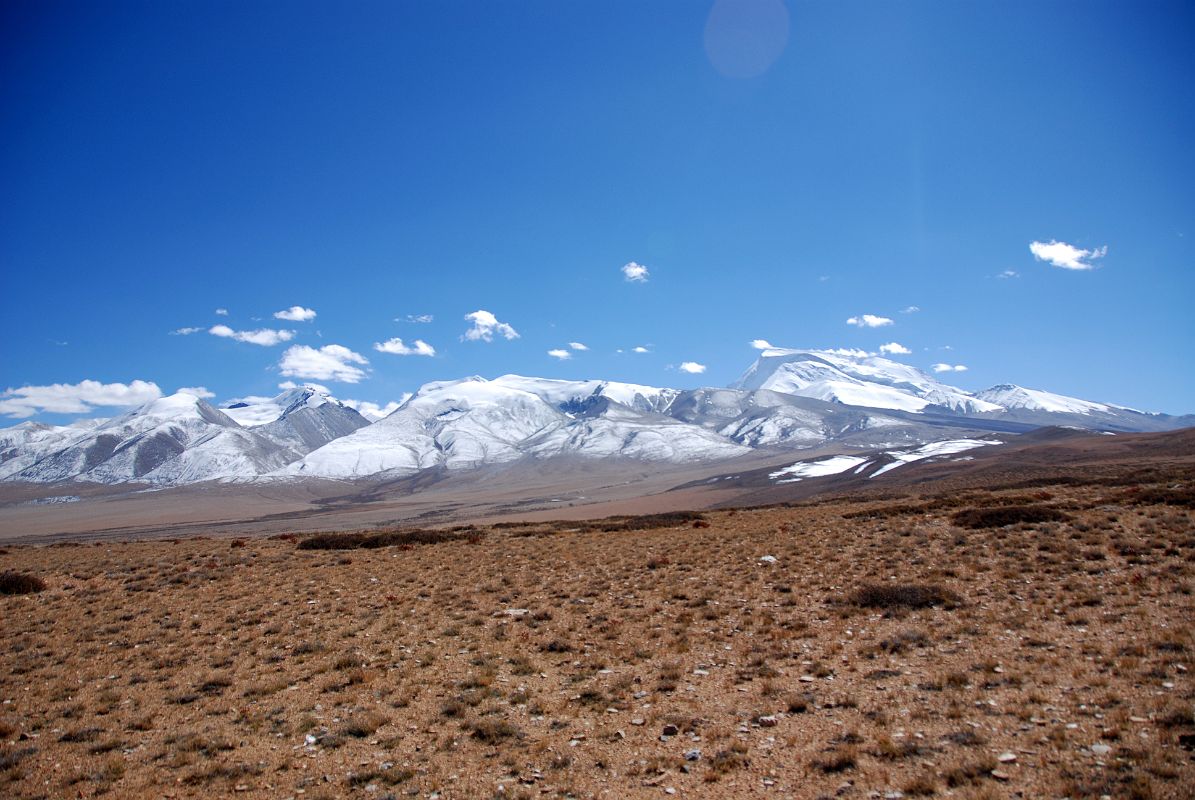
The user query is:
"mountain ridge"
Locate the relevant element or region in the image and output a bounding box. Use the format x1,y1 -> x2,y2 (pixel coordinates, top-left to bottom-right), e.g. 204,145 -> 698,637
2,349 -> 1190,486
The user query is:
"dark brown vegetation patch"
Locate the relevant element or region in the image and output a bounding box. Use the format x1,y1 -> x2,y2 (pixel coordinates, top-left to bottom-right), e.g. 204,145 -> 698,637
1121,485 -> 1195,509
850,583 -> 961,610
0,571 -> 45,595
542,510 -> 707,534
951,504 -> 1071,529
296,528 -> 481,550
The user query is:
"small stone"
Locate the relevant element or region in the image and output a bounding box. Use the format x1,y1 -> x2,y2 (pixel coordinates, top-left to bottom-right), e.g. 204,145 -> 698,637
684,748 -> 701,761
990,770 -> 1010,781
662,724 -> 680,737
799,675 -> 815,683
1091,743 -> 1112,756
758,715 -> 779,728
997,752 -> 1017,763
234,786 -> 249,792
759,555 -> 777,564
631,718 -> 646,726
693,669 -> 709,676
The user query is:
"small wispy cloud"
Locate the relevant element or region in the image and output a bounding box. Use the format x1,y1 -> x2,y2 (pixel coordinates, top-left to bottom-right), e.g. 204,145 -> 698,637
931,363 -> 968,373
278,380 -> 331,394
547,349 -> 571,360
0,379 -> 162,418
210,325 -> 296,347
679,361 -> 706,374
568,342 -> 588,351
901,306 -> 920,314
373,338 -> 435,357
274,305 -> 317,322
846,314 -> 894,328
342,395 -> 410,421
176,386 -> 215,399
621,261 -> 650,282
750,339 -> 774,350
279,345 -> 369,383
171,327 -> 203,335
400,314 -> 434,324
878,342 -> 911,355
997,270 -> 1019,279
462,310 -> 519,342
1029,240 -> 1107,271
632,345 -> 650,354
215,308 -> 229,316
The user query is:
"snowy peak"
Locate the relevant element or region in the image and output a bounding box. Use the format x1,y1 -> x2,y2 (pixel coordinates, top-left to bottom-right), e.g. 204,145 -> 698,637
280,374 -> 742,480
973,384 -> 1113,415
223,385 -> 342,427
12,392 -> 294,484
734,348 -> 1002,414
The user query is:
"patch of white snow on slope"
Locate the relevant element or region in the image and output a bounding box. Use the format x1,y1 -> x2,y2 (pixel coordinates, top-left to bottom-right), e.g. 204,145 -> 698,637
769,455 -> 870,484
869,439 -> 999,478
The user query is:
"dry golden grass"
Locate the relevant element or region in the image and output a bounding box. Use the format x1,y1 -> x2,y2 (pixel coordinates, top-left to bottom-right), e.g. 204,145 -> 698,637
0,474 -> 1192,799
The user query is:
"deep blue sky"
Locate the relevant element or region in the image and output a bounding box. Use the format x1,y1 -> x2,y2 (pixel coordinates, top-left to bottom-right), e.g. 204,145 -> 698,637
3,0 -> 1193,421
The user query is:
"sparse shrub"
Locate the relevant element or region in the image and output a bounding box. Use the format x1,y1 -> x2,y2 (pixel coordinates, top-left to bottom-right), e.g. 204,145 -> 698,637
469,718 -> 521,743
812,745 -> 857,773
1122,486 -> 1195,509
0,572 -> 45,595
297,527 -> 481,550
879,629 -> 930,653
951,505 -> 1071,529
705,742 -> 750,779
59,727 -> 103,743
339,711 -> 388,738
943,755 -> 998,787
850,583 -> 961,610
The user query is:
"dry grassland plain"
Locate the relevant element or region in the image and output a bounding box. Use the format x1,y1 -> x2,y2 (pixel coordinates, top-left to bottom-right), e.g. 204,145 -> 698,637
1,478 -> 1192,799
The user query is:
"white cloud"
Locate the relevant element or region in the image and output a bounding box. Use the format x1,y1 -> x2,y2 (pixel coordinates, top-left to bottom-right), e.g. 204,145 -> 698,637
342,395 -> 410,421
568,342 -> 588,351
1029,240 -> 1107,271
274,305 -> 317,322
278,380 -> 331,394
462,310 -> 519,342
171,327 -> 202,335
621,261 -> 650,282
215,308 -> 229,316
931,363 -> 968,373
209,324 -> 296,347
846,314 -> 894,328
176,386 -> 215,399
0,379 -> 162,418
997,270 -> 1019,279
901,306 -> 920,314
279,344 -> 369,383
401,314 -> 434,324
679,361 -> 707,374
878,342 -> 911,355
632,346 -> 650,354
547,349 -> 571,360
373,338 -> 436,357
750,339 -> 774,350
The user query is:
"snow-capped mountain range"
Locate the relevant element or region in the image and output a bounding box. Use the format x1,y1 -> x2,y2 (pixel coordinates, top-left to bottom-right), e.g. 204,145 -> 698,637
2,349 -> 1190,486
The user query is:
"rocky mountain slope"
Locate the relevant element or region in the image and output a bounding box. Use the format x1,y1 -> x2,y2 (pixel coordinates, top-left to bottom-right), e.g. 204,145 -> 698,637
2,349 -> 1190,486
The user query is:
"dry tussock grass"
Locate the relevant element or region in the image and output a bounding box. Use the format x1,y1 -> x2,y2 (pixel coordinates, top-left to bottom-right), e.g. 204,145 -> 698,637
0,476 -> 1192,798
